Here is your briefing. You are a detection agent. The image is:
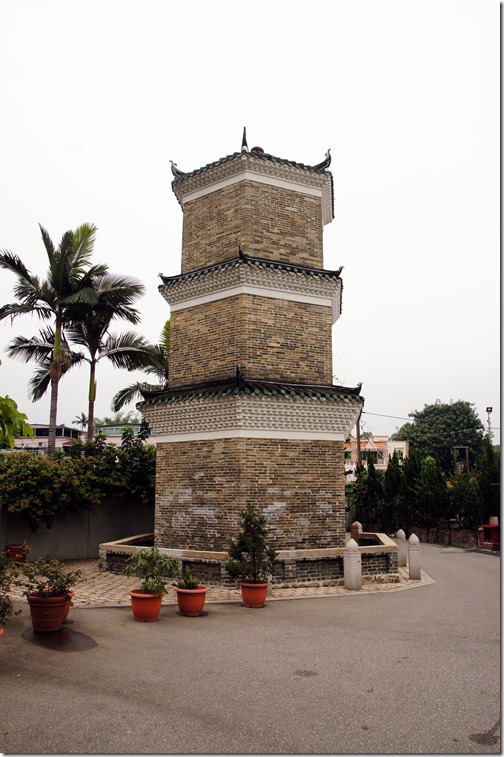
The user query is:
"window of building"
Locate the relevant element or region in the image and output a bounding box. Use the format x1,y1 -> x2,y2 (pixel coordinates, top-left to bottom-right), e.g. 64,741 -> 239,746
361,451 -> 378,464
393,449 -> 404,460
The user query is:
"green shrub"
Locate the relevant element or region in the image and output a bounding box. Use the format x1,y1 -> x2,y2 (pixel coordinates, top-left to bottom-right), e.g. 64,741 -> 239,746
0,428 -> 155,532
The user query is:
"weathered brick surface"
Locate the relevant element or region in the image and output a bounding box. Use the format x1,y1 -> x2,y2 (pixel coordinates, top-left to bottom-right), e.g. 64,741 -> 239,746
154,438 -> 346,552
169,294 -> 333,386
181,181 -> 323,273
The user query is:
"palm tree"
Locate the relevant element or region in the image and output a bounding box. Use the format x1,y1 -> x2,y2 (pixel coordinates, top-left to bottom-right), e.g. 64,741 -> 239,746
7,274 -> 160,441
111,320 -> 170,412
0,223 -> 105,456
73,412 -> 88,432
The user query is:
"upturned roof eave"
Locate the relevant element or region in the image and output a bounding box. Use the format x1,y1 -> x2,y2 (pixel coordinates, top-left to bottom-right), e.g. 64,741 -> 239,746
158,250 -> 343,288
138,373 -> 364,408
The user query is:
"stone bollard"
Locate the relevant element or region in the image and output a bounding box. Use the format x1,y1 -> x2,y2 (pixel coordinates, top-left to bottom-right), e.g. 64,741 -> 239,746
350,521 -> 363,544
396,529 -> 408,567
408,533 -> 421,580
344,538 -> 362,590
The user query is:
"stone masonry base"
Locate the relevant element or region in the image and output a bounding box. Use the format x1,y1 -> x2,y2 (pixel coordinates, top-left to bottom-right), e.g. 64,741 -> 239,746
99,534 -> 399,587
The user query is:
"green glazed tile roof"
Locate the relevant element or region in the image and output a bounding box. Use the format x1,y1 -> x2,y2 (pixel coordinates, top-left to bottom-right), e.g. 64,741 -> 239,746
159,249 -> 343,288
171,149 -> 332,185
138,370 -> 363,409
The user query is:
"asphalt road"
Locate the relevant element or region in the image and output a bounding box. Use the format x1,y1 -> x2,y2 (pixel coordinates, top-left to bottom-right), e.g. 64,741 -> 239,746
1,543 -> 500,755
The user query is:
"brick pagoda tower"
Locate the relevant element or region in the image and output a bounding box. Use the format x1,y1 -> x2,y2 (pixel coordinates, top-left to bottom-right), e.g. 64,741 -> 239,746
138,137 -> 364,584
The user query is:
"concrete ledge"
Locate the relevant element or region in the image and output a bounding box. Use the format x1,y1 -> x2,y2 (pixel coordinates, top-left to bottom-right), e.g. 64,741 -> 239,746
99,532 -> 399,586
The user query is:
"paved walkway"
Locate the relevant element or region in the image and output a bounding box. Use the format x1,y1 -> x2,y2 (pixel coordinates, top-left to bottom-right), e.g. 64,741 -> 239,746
8,559 -> 433,607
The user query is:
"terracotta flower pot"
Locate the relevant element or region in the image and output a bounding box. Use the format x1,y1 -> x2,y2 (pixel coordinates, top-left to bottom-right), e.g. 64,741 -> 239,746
62,591 -> 74,623
7,545 -> 28,563
175,586 -> 208,616
27,593 -> 67,632
129,589 -> 163,622
240,582 -> 269,608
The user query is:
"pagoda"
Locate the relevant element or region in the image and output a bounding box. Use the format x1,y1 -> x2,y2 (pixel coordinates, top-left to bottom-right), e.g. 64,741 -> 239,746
138,134 -> 364,584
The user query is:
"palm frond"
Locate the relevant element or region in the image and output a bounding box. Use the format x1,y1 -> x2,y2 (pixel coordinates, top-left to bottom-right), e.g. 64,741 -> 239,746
111,383 -> 146,412
98,332 -> 161,370
159,320 -> 170,354
71,223 -> 98,269
0,302 -> 53,323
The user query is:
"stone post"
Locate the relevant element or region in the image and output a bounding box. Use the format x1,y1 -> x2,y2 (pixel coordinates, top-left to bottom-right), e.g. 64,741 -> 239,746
344,538 -> 362,590
350,521 -> 362,545
396,529 -> 407,567
408,533 -> 421,580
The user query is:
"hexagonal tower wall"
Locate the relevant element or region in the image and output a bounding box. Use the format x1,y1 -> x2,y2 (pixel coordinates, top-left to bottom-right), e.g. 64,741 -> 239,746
138,141 -> 364,583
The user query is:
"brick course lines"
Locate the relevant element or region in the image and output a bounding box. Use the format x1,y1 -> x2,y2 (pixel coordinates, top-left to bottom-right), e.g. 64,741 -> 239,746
168,294 -> 333,386
154,438 -> 346,552
181,181 -> 323,273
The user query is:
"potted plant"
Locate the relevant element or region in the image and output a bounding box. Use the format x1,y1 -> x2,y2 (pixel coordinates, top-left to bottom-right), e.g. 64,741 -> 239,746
17,558 -> 81,633
174,566 -> 208,617
225,504 -> 277,608
123,546 -> 178,622
6,541 -> 31,564
0,552 -> 20,636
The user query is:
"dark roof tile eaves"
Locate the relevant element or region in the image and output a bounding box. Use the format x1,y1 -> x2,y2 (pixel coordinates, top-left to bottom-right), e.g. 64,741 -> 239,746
172,150 -> 331,185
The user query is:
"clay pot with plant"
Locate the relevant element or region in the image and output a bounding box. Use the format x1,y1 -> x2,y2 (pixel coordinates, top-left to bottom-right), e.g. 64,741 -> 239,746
123,546 -> 178,622
224,504 -> 277,608
17,558 -> 81,633
6,541 -> 31,564
174,566 -> 208,617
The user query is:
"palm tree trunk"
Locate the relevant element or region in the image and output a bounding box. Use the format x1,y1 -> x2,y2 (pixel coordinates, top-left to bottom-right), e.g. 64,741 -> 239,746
48,314 -> 64,457
47,370 -> 59,457
87,358 -> 97,441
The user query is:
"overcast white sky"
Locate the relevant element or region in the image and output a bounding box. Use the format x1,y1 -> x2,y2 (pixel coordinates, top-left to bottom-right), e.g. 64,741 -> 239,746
0,0 -> 500,441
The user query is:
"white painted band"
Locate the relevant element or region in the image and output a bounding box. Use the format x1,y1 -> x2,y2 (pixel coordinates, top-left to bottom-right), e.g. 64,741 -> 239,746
151,428 -> 347,444
181,170 -> 322,204
168,284 -> 333,313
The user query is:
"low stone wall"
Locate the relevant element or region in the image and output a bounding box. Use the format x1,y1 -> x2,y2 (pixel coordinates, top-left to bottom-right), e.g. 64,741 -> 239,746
1,500 -> 154,560
99,531 -> 399,587
411,526 -> 479,549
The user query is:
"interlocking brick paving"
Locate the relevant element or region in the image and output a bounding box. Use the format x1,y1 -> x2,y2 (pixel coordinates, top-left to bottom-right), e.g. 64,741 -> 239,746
8,560 -> 429,608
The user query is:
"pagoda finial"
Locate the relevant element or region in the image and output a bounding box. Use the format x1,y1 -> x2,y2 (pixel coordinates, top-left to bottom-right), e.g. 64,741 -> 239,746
241,127 -> 248,152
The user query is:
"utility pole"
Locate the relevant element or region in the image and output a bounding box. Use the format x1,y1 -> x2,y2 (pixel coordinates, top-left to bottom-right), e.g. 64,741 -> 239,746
356,407 -> 362,466
486,406 -> 493,440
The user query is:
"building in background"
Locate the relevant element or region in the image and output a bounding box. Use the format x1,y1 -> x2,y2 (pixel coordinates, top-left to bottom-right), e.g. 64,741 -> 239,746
344,434 -> 409,483
12,424 -> 83,454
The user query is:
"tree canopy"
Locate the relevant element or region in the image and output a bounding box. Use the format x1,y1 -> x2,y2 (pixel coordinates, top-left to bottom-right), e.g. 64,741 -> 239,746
0,223 -> 104,455
392,400 -> 485,472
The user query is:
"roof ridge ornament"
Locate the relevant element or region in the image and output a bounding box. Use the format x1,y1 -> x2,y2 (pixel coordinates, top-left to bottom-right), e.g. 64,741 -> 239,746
312,149 -> 331,171
170,160 -> 187,179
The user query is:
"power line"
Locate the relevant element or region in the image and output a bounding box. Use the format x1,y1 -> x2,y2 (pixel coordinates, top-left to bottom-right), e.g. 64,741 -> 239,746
362,411 -> 500,433
362,411 -> 412,422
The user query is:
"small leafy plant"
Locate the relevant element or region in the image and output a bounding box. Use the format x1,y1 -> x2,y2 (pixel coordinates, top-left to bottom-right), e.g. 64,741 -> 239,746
225,504 -> 277,584
17,558 -> 81,598
123,546 -> 178,596
176,566 -> 200,590
0,552 -> 20,629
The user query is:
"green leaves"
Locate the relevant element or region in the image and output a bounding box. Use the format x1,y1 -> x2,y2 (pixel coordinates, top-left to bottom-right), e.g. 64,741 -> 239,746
123,547 -> 178,595
0,433 -> 155,532
225,504 -> 277,583
0,395 -> 33,448
393,400 -> 485,473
